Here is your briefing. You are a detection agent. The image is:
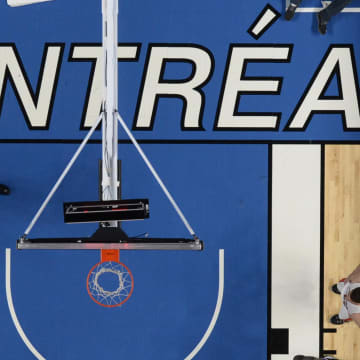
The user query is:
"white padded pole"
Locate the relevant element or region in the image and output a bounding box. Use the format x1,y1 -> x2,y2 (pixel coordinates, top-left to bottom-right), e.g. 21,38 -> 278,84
101,0 -> 118,203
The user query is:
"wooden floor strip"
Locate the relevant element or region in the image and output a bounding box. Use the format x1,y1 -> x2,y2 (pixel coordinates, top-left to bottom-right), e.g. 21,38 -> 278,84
324,145 -> 360,360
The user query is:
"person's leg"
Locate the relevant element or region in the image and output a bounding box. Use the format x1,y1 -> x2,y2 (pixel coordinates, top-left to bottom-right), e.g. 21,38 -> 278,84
330,279 -> 352,324
335,278 -> 346,293
285,0 -> 303,20
339,302 -> 351,320
317,0 -> 352,34
330,302 -> 352,324
321,0 -> 353,22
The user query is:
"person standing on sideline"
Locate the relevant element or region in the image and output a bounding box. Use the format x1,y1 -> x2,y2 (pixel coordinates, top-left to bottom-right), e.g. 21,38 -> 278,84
330,264 -> 360,327
284,0 -> 353,34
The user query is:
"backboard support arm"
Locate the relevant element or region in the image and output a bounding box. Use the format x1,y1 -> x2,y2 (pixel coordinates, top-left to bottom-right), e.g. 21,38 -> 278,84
20,113 -> 103,241
16,0 -> 201,248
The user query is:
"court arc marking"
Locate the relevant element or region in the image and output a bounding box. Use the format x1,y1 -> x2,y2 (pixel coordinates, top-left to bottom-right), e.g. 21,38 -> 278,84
184,249 -> 224,360
5,248 -> 223,359
5,248 -> 46,360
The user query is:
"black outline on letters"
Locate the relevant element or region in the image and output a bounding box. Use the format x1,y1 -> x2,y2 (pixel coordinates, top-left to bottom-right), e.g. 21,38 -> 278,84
133,43 -> 215,132
214,43 -> 293,131
68,42 -> 141,130
0,43 -> 64,130
284,44 -> 360,132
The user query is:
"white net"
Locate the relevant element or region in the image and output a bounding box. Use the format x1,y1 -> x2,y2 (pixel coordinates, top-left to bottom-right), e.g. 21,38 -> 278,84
87,261 -> 133,307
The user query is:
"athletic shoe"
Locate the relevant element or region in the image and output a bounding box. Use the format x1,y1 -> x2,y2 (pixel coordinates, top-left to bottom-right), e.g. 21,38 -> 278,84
330,314 -> 351,325
317,12 -> 328,35
285,4 -> 297,20
331,284 -> 341,295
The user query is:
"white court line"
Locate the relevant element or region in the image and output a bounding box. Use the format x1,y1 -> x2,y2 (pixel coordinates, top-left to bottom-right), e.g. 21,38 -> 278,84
296,7 -> 360,12
5,247 -> 223,360
5,249 -> 46,360
286,0 -> 360,12
184,249 -> 224,360
271,146 -> 321,359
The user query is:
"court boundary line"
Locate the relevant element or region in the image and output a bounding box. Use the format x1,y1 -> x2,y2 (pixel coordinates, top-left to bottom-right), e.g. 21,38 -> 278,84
184,249 -> 224,360
5,248 -> 46,360
2,139 -> 360,145
296,7 -> 360,13
319,144 -> 325,357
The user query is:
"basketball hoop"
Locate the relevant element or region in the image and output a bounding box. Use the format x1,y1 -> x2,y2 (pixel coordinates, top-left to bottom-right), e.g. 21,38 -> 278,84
87,249 -> 134,307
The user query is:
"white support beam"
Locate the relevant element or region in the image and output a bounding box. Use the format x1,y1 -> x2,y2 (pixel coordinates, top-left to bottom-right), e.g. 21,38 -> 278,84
101,0 -> 119,214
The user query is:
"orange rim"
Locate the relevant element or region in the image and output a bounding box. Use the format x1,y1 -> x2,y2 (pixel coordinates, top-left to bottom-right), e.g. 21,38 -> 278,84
86,260 -> 134,308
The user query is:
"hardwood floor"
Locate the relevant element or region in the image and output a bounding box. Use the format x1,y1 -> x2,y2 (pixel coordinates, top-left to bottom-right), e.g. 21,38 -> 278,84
324,145 -> 360,360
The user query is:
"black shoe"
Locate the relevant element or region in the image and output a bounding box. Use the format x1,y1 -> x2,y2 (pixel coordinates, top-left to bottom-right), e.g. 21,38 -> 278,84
317,12 -> 328,35
285,4 -> 297,20
330,314 -> 350,325
0,184 -> 10,195
331,284 -> 341,295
